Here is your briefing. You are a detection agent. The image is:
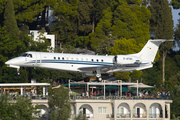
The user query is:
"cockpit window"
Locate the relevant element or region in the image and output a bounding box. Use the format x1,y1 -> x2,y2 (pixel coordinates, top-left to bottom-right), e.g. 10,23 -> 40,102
21,53 -> 28,57
28,54 -> 32,58
20,53 -> 32,58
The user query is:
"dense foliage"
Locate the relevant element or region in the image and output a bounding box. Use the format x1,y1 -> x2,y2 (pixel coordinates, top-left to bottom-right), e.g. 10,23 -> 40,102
48,85 -> 71,120
0,94 -> 39,119
0,0 -> 180,118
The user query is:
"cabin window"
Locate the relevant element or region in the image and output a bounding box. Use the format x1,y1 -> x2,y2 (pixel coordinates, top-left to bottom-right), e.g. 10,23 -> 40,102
54,57 -> 56,59
91,59 -> 94,62
101,60 -> 103,62
62,57 -> 64,60
58,57 -> 60,60
97,59 -> 99,62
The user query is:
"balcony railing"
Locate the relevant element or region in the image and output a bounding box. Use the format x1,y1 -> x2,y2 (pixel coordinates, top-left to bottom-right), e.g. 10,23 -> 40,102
70,95 -> 171,100
149,114 -> 163,118
132,113 -> 163,118
1,93 -> 171,100
117,113 -> 131,118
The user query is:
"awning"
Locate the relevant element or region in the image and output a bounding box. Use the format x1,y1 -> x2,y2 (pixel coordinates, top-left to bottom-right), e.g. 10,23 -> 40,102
98,85 -> 119,89
116,87 -> 133,92
129,83 -> 154,89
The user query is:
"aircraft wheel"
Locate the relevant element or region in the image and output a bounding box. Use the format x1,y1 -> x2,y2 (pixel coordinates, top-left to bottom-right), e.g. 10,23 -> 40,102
17,71 -> 20,75
84,77 -> 90,82
96,77 -> 102,82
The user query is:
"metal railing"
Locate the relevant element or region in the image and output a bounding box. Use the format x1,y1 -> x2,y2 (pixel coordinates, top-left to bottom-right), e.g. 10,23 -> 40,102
133,113 -> 147,118
149,114 -> 163,118
1,94 -> 49,100
70,95 -> 171,100
133,113 -> 163,118
117,113 -> 131,118
1,94 -> 171,100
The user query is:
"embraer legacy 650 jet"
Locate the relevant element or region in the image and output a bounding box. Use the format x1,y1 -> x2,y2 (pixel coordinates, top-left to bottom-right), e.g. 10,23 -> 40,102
5,39 -> 169,82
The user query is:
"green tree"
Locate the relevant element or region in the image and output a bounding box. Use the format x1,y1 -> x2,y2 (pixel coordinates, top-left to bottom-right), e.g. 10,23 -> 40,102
87,7 -> 113,50
170,85 -> 180,117
110,38 -> 139,55
50,0 -> 78,47
73,111 -> 88,120
111,0 -> 150,45
48,85 -> 71,120
95,35 -> 117,55
0,94 -> 39,120
148,0 -> 174,85
13,0 -> 45,24
90,0 -> 111,33
171,0 -> 180,9
4,0 -> 19,40
88,0 -> 150,51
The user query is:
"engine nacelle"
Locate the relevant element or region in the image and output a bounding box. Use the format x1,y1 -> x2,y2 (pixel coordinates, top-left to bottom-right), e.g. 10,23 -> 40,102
113,55 -> 141,65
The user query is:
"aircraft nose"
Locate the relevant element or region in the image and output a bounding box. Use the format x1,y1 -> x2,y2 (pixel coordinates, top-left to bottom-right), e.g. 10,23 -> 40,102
5,58 -> 18,65
5,60 -> 11,65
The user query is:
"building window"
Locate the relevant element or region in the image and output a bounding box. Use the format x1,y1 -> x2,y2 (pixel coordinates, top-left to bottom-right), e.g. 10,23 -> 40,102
98,107 -> 107,114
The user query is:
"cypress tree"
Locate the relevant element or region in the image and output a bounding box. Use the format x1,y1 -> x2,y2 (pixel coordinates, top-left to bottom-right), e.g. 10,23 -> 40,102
149,0 -> 173,39
4,0 -> 19,40
148,0 -> 174,86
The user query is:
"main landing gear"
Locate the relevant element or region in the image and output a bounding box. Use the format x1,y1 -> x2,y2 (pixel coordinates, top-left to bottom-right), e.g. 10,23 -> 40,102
82,71 -> 102,82
96,77 -> 102,82
84,77 -> 90,82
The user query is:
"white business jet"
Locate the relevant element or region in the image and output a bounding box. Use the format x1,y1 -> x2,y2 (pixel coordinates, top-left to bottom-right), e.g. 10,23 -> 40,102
5,39 -> 168,82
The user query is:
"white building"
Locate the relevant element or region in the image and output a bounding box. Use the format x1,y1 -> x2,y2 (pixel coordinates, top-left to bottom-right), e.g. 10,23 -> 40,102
70,99 -> 172,120
29,30 -> 55,52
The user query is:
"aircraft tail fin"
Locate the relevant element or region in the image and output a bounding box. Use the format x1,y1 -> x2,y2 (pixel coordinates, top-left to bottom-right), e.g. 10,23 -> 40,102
138,39 -> 169,62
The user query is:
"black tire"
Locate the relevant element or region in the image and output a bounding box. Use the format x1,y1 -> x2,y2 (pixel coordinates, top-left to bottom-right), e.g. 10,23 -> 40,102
84,77 -> 90,82
96,77 -> 102,82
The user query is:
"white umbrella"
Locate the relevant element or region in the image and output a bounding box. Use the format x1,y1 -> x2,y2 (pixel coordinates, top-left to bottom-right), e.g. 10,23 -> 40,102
129,83 -> 154,89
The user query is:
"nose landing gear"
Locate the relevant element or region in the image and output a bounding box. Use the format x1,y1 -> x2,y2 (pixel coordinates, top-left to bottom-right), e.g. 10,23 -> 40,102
17,68 -> 20,75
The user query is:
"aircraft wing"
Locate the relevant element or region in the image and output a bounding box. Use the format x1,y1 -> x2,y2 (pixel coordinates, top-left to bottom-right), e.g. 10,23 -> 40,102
78,63 -> 140,72
78,65 -> 114,72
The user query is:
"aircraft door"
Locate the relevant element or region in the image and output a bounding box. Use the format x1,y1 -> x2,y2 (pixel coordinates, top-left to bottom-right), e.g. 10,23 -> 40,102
113,55 -> 117,64
35,52 -> 41,66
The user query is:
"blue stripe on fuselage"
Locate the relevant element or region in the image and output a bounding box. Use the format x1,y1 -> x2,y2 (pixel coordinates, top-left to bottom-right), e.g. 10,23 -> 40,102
28,59 -> 113,66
